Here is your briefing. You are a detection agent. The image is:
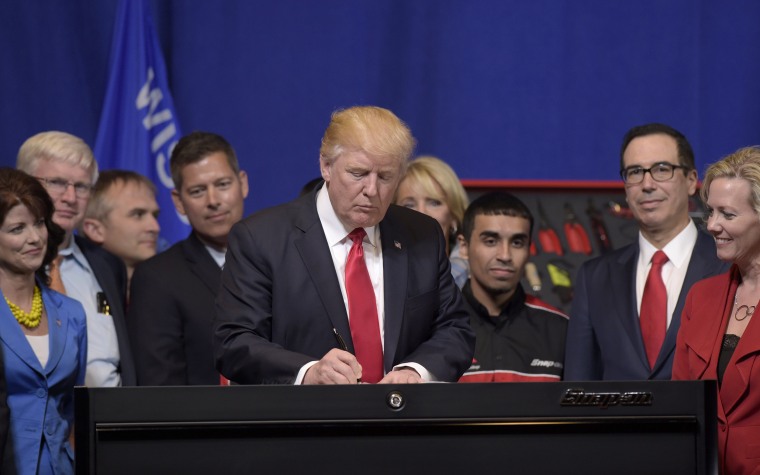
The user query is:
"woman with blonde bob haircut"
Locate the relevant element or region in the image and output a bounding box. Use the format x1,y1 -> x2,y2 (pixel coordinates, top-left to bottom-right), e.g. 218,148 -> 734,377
395,156 -> 469,287
673,145 -> 760,475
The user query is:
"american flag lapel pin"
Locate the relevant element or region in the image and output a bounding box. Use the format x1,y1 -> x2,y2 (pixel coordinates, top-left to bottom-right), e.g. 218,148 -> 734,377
394,240 -> 402,250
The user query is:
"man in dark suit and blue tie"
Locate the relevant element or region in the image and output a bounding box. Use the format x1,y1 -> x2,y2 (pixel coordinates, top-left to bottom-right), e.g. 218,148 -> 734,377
213,106 -> 475,384
564,123 -> 729,380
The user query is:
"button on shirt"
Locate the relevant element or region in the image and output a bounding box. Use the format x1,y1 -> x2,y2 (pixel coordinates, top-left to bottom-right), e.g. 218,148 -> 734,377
59,239 -> 121,387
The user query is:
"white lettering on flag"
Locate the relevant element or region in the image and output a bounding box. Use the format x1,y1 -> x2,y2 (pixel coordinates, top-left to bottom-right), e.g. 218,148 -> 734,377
136,68 -> 173,129
135,67 -> 185,217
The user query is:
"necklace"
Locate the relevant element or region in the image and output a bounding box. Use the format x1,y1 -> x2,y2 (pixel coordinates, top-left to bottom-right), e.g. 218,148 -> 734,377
5,286 -> 43,328
733,293 -> 755,322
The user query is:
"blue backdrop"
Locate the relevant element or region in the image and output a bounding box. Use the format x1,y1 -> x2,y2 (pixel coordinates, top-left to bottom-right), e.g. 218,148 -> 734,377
2,1 -> 759,218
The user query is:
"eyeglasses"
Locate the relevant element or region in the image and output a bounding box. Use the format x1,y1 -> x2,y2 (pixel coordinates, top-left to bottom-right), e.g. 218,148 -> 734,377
620,163 -> 689,184
35,177 -> 92,198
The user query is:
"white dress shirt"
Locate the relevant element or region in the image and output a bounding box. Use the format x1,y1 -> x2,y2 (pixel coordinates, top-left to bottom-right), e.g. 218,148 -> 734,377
25,334 -> 49,368
295,186 -> 432,383
636,220 -> 698,328
205,244 -> 226,269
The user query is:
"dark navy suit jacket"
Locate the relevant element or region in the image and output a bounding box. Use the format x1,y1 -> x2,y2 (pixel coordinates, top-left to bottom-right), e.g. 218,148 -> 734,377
213,188 -> 475,384
564,229 -> 728,380
129,232 -> 222,385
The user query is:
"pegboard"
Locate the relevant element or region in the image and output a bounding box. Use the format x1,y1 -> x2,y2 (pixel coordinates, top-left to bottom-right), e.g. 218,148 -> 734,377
463,180 -> 706,314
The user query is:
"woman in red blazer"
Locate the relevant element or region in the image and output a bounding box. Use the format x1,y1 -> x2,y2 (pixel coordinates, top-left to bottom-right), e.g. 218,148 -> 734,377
674,146 -> 760,475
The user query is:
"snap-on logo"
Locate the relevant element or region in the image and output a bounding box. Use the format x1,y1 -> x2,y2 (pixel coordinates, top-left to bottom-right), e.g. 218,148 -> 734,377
560,388 -> 653,409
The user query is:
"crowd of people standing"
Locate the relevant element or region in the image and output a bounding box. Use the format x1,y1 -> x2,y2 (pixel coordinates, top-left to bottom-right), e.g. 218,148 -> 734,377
0,107 -> 757,474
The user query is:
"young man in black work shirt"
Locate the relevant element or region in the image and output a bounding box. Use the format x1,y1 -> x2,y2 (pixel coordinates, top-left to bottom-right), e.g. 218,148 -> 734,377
457,192 -> 568,382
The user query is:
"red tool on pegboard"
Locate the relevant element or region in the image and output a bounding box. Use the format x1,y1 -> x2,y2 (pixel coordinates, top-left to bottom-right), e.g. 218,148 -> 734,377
537,201 -> 563,255
586,199 -> 612,253
563,203 -> 592,255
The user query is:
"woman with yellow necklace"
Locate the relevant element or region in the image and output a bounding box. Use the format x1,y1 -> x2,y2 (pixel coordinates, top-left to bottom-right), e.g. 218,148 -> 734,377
0,168 -> 86,475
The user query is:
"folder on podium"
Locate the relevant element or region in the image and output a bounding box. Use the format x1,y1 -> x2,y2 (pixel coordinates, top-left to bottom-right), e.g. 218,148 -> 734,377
75,381 -> 717,475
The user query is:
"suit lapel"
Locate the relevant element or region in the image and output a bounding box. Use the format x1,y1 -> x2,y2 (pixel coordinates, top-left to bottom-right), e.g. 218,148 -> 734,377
0,290 -> 44,375
655,231 -> 726,372
76,236 -> 127,312
182,233 -> 221,294
721,268 -> 760,415
686,269 -> 734,384
293,198 -> 352,349
611,245 -> 651,370
379,218 -> 407,372
76,235 -> 135,385
41,287 -> 69,376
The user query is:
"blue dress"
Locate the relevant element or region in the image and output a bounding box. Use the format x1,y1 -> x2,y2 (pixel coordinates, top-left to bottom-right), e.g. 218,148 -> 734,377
0,285 -> 87,475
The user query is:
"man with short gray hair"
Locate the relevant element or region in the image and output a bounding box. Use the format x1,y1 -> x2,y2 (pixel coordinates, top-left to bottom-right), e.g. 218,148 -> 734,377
17,131 -> 134,387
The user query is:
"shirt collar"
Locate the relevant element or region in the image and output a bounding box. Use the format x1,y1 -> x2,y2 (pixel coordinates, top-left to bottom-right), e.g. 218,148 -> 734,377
638,219 -> 698,268
316,184 -> 378,247
60,235 -> 92,272
205,244 -> 226,268
463,279 -> 526,320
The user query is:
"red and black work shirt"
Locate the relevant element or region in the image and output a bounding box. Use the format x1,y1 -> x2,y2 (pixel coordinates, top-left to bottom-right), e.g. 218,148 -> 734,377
459,282 -> 569,383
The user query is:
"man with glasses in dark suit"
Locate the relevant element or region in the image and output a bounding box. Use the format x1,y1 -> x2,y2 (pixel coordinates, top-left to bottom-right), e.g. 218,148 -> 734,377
565,123 -> 728,381
17,131 -> 134,387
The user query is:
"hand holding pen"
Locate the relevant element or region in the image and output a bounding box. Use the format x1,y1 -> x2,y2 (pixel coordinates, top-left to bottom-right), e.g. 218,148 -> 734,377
333,328 -> 362,383
300,329 -> 363,384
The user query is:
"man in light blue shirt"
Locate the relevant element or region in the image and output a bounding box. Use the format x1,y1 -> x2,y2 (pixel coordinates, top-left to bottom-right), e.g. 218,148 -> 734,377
17,131 -> 135,387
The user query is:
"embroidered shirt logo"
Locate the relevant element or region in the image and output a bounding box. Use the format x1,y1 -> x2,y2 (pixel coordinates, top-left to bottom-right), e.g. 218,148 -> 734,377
531,358 -> 563,369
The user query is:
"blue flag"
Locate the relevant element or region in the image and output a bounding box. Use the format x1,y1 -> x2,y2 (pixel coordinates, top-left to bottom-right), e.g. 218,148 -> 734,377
94,0 -> 188,246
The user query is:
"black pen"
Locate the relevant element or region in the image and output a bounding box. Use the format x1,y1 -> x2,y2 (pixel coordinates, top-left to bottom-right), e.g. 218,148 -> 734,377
333,328 -> 361,383
333,327 -> 349,351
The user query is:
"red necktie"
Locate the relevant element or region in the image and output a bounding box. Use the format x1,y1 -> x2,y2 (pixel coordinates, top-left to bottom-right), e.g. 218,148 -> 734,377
345,228 -> 383,383
640,250 -> 669,369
